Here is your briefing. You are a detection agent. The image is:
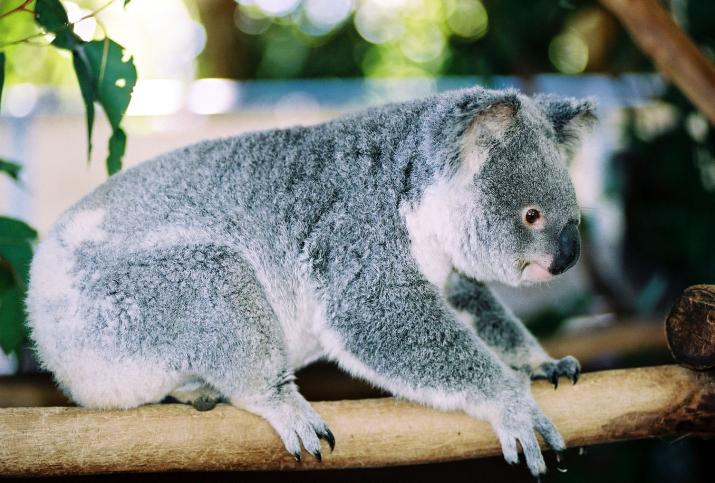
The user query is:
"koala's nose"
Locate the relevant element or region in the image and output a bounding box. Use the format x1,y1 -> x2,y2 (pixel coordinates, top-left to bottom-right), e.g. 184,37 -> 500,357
549,221 -> 580,275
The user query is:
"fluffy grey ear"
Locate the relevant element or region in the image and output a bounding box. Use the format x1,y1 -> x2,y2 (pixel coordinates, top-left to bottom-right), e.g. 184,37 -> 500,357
460,96 -> 520,175
420,88 -> 521,176
536,94 -> 597,159
466,96 -> 520,145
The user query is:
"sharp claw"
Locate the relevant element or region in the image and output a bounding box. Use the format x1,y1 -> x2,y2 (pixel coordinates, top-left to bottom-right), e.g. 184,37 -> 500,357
319,428 -> 336,452
549,373 -> 559,389
312,450 -> 322,462
293,452 -> 302,463
555,450 -> 568,472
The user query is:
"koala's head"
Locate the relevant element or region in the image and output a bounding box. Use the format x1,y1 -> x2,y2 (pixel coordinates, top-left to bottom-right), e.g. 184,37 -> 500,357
412,88 -> 596,287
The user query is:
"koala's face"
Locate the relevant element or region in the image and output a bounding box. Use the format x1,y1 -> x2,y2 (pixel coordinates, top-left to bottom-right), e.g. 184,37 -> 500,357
437,93 -> 595,287
473,122 -> 581,286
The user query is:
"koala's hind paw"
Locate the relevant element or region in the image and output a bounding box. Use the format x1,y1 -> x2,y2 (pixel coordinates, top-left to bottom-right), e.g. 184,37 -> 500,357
490,397 -> 565,476
529,355 -> 581,388
245,391 -> 335,463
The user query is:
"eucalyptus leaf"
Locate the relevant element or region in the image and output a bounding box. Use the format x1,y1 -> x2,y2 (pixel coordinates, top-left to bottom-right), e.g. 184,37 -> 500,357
72,50 -> 95,160
34,0 -> 70,32
0,52 -> 5,113
84,39 -> 137,129
0,217 -> 38,242
0,240 -> 33,289
107,128 -> 127,175
0,159 -> 21,181
0,286 -> 26,355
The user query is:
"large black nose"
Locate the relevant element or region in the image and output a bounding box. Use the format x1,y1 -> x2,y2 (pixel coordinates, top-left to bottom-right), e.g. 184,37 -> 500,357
549,221 -> 580,275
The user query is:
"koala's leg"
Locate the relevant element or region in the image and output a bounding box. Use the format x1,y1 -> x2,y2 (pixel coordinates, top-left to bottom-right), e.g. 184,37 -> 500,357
444,271 -> 580,387
192,257 -> 334,461
321,270 -> 564,476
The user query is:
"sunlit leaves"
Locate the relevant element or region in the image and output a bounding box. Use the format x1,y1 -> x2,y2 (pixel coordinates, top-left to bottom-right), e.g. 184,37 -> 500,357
0,217 -> 37,355
33,0 -> 137,174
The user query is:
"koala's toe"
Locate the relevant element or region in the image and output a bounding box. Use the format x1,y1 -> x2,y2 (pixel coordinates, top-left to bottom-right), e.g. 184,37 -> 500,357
317,427 -> 336,452
192,395 -> 219,412
530,355 -> 581,388
557,355 -> 581,384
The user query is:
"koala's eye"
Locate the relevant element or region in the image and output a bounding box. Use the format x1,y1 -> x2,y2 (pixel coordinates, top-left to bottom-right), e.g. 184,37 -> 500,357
525,208 -> 541,225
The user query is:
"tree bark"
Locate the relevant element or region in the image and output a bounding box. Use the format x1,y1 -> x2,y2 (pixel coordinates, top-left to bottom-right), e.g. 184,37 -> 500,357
666,284 -> 715,370
599,0 -> 715,123
1,365 -> 714,476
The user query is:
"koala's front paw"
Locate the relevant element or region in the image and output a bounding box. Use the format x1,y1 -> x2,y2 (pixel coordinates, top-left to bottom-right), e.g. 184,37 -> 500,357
525,355 -> 581,388
489,391 -> 565,476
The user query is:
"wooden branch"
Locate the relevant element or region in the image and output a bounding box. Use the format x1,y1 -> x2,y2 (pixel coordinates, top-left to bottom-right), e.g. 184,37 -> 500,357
666,284 -> 715,370
543,320 -> 665,362
2,365 -> 714,477
599,0 -> 715,123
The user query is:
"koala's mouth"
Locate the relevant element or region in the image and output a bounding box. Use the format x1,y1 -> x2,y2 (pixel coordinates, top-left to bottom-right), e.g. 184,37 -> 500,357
519,260 -> 554,284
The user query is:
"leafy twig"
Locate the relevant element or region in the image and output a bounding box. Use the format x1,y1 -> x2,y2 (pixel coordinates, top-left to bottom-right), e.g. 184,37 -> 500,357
0,0 -> 118,48
0,0 -> 34,20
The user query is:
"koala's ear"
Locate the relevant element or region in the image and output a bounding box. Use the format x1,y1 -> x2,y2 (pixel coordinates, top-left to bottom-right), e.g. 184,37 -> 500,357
536,94 -> 597,159
420,88 -> 520,176
465,96 -> 520,145
458,94 -> 521,176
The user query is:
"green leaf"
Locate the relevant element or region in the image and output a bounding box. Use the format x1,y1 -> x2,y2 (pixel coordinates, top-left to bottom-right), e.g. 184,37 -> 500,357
85,39 -> 137,129
0,286 -> 27,355
72,50 -> 95,160
34,0 -> 69,32
124,0 -> 132,6
0,159 -> 21,181
107,127 -> 126,175
35,0 -> 82,50
0,217 -> 37,242
0,52 -> 5,113
0,240 -> 33,289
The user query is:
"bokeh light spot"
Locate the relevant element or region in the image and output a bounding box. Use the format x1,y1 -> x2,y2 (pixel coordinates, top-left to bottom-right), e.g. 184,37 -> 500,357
446,0 -> 488,39
548,32 -> 589,74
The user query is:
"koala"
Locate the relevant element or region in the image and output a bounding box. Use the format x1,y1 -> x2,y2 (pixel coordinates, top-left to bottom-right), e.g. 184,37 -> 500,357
26,86 -> 595,475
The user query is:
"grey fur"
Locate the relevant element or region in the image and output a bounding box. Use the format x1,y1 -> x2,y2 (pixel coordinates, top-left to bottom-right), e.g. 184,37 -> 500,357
27,86 -> 595,475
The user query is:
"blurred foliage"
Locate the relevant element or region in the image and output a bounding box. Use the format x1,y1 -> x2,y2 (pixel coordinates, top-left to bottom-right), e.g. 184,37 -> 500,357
222,0 -> 649,80
611,0 -> 715,312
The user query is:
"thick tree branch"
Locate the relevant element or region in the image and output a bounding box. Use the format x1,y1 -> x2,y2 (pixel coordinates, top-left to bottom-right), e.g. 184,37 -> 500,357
1,365 -> 713,476
600,0 -> 715,123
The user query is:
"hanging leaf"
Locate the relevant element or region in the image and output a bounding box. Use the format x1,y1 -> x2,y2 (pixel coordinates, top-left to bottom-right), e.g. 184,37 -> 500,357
107,128 -> 126,175
85,39 -> 137,129
0,217 -> 37,290
72,50 -> 95,160
34,0 -> 69,32
84,39 -> 136,173
0,241 -> 33,289
34,0 -> 82,50
0,52 -> 5,112
0,159 -> 21,181
0,286 -> 26,355
0,217 -> 37,242
0,217 -> 35,356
